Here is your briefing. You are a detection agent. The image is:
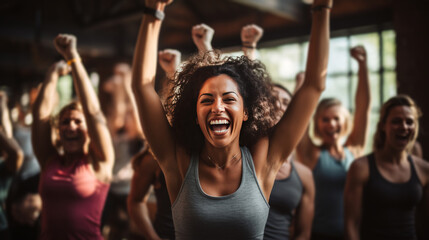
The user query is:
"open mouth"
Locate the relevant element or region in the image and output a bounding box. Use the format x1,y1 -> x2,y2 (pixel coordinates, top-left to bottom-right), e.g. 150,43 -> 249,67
395,133 -> 410,142
63,135 -> 81,141
209,119 -> 231,134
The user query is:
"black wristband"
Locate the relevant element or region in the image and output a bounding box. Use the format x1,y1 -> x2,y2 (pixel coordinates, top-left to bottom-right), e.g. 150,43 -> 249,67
142,6 -> 165,21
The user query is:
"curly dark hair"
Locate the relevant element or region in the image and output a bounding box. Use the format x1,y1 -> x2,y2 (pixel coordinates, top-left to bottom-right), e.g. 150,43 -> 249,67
164,51 -> 279,154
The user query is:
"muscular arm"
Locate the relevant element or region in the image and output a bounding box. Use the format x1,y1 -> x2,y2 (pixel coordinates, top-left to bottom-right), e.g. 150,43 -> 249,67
344,157 -> 369,240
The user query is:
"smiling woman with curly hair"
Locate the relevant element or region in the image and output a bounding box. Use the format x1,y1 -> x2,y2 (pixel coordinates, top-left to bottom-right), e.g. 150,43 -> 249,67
131,0 -> 331,239
165,52 -> 278,154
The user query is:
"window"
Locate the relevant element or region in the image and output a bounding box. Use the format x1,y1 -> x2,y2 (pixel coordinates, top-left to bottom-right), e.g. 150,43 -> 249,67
227,28 -> 397,153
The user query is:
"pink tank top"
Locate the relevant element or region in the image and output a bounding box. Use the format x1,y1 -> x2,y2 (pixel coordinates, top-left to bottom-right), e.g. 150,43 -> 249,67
39,155 -> 110,240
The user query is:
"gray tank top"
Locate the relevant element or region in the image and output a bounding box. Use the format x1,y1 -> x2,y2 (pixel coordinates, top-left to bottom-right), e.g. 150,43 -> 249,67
172,146 -> 269,240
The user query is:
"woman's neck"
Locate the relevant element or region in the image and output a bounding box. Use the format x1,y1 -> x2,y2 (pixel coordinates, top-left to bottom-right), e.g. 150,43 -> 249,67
377,145 -> 407,164
322,141 -> 344,159
62,151 -> 86,166
201,143 -> 242,169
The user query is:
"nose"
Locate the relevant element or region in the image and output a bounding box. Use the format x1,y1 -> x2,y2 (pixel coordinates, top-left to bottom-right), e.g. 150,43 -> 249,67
68,120 -> 78,130
211,99 -> 225,114
399,120 -> 408,130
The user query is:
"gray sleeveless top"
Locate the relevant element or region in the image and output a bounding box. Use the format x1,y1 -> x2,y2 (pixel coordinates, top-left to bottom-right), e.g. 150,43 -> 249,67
172,146 -> 269,240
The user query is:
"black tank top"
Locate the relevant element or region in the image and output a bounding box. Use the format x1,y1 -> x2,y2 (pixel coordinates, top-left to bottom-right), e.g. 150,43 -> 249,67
264,161 -> 303,240
361,153 -> 423,240
153,170 -> 175,239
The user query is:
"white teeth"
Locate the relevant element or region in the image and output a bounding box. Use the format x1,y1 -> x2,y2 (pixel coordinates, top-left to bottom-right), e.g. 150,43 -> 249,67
210,119 -> 229,125
213,129 -> 228,133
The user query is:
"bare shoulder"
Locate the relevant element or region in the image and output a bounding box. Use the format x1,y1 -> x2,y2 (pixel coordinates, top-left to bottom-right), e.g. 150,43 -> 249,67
348,155 -> 370,181
133,150 -> 159,174
412,155 -> 429,170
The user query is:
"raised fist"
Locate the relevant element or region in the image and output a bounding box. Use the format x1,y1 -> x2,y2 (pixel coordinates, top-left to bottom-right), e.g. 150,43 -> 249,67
350,46 -> 367,63
192,23 -> 214,53
241,24 -> 264,47
159,49 -> 181,77
54,34 -> 78,60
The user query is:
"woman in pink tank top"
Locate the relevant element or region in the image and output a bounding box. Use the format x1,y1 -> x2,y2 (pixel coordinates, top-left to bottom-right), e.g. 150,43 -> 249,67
32,34 -> 114,240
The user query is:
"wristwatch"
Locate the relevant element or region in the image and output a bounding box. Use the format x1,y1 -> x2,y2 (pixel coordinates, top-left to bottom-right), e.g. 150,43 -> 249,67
142,6 -> 165,21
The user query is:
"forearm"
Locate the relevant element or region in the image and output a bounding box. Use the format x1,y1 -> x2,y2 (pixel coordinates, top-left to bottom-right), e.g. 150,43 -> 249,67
68,51 -> 103,117
128,200 -> 161,240
242,46 -> 256,60
0,104 -> 12,138
303,7 -> 330,92
355,61 -> 371,111
32,71 -> 59,120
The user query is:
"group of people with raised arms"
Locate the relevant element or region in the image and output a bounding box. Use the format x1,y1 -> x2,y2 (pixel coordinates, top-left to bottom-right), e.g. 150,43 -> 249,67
0,0 -> 428,239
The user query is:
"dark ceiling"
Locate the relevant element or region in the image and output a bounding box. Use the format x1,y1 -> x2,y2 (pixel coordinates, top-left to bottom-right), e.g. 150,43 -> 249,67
0,0 -> 393,86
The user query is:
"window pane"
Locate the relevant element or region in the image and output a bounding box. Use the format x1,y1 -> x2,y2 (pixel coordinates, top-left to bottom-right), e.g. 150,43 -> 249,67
321,75 -> 350,108
383,71 -> 397,102
364,111 -> 380,154
382,30 -> 396,70
327,37 -> 349,74
350,33 -> 380,72
57,75 -> 73,112
259,44 -> 301,81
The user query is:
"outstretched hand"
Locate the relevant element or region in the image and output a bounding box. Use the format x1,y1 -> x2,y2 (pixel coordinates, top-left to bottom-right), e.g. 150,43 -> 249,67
192,23 -> 214,53
54,34 -> 78,61
241,24 -> 264,47
350,46 -> 367,63
159,49 -> 181,77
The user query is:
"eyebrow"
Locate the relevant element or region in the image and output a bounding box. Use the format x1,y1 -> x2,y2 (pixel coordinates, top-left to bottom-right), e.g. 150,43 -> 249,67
198,91 -> 239,99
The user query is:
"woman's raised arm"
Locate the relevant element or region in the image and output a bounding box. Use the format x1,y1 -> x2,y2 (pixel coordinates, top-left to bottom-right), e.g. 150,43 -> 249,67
131,0 -> 175,170
268,0 -> 331,168
0,92 -> 23,173
54,34 -> 114,170
31,61 -> 69,167
346,46 -> 371,155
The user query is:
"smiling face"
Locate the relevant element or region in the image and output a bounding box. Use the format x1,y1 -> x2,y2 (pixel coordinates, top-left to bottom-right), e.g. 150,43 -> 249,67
383,105 -> 416,152
58,109 -> 89,154
196,74 -> 248,148
272,86 -> 292,123
316,105 -> 347,145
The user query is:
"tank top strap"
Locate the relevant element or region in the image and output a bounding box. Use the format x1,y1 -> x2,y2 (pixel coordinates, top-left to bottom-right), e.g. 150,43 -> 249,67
366,153 -> 378,179
241,146 -> 255,175
407,155 -> 422,185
